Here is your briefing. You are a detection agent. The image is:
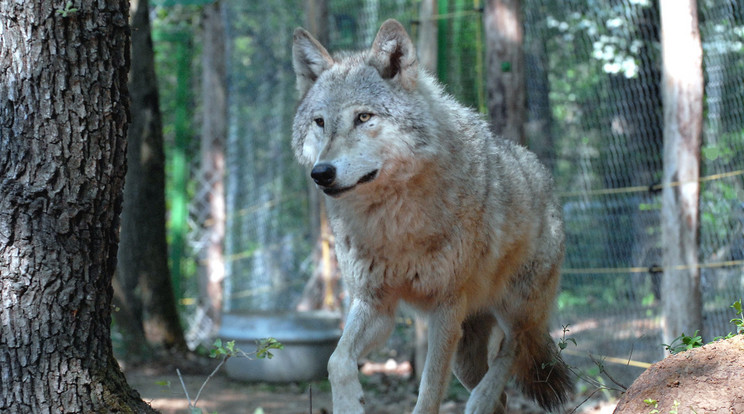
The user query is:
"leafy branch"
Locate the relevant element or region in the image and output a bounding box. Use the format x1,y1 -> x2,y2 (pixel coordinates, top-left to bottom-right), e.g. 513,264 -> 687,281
177,337 -> 284,413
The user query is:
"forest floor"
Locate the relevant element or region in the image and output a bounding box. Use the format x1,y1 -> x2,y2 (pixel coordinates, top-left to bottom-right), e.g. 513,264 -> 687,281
127,334 -> 744,413
123,309 -> 688,413
126,362 -> 618,414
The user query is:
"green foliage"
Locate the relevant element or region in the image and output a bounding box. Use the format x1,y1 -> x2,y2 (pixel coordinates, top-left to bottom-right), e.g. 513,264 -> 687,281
731,300 -> 744,334
178,337 -> 283,413
665,301 -> 744,354
541,325 -> 576,370
713,299 -> 744,341
643,398 -> 659,414
207,337 -> 283,360
56,1 -> 78,17
256,337 -> 284,360
663,331 -> 703,355
208,338 -> 236,358
558,324 -> 578,351
644,399 -> 681,414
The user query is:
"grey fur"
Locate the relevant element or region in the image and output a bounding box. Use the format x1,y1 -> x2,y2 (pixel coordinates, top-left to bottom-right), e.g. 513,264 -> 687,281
292,19 -> 571,413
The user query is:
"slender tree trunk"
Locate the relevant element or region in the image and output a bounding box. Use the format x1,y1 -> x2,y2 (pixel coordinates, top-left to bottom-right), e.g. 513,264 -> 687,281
0,1 -> 156,412
296,0 -> 342,312
199,0 -> 228,331
412,0 -> 438,381
417,0 -> 438,73
659,0 -> 704,346
484,0 -> 526,145
304,0 -> 329,46
119,0 -> 188,353
524,6 -> 554,169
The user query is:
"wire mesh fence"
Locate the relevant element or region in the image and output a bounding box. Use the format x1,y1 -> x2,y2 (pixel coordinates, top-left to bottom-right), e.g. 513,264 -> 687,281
521,0 -> 744,381
156,0 -> 744,380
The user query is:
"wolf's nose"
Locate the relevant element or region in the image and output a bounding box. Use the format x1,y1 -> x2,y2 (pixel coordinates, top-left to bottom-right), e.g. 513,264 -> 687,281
311,163 -> 336,186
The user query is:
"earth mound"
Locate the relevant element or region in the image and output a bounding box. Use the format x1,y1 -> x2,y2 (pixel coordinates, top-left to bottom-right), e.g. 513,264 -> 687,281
613,334 -> 744,414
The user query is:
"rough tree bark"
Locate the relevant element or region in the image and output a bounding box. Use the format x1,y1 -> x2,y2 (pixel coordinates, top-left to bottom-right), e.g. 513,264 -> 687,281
659,0 -> 704,346
0,1 -> 156,412
484,0 -> 526,145
117,0 -> 188,355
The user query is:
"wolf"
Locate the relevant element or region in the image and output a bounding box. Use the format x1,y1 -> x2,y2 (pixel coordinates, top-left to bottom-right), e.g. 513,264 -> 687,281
291,19 -> 571,413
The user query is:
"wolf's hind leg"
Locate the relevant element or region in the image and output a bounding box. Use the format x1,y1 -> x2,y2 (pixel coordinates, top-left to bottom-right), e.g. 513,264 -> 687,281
328,298 -> 396,414
463,318 -> 514,414
452,313 -> 497,390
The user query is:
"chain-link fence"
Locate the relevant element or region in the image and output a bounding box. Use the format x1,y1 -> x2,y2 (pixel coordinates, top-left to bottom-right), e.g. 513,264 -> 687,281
521,0 -> 744,383
159,0 -> 744,384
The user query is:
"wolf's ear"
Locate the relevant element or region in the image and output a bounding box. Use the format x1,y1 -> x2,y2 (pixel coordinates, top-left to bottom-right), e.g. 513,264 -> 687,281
369,19 -> 418,90
293,28 -> 334,96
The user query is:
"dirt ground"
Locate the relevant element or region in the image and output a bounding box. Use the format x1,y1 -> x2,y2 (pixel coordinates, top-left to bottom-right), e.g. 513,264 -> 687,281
126,363 -> 617,414
123,310 -> 687,413
613,334 -> 744,414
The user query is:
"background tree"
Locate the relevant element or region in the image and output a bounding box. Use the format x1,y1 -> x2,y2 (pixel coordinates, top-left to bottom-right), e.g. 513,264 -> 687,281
295,0 -> 346,314
116,0 -> 188,359
484,0 -> 526,144
197,0 -> 228,331
659,0 -> 704,345
523,4 -> 555,169
0,0 -> 156,411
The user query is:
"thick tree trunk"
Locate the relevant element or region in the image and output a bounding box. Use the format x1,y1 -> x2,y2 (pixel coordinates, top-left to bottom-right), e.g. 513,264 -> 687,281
659,0 -> 704,346
198,0 -> 228,331
118,0 -> 187,354
484,0 -> 526,145
0,1 -> 156,412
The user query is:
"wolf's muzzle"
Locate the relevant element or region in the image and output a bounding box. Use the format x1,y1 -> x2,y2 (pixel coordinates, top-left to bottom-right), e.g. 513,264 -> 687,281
311,163 -> 378,197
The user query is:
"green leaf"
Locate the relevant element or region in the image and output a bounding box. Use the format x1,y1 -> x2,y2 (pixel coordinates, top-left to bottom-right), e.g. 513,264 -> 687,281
255,337 -> 284,359
702,146 -> 720,161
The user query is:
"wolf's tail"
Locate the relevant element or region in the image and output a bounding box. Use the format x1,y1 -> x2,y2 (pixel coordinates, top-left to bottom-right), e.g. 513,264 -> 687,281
512,329 -> 573,411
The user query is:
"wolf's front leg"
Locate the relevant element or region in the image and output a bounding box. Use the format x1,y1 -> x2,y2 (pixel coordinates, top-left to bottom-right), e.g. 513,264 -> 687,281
413,299 -> 467,414
328,298 -> 396,414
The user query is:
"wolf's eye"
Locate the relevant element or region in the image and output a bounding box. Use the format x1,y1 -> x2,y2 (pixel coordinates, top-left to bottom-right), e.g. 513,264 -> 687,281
357,113 -> 373,124
314,118 -> 325,128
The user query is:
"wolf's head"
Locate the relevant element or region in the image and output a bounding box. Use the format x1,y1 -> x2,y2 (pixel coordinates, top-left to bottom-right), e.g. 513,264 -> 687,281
291,19 -> 435,198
